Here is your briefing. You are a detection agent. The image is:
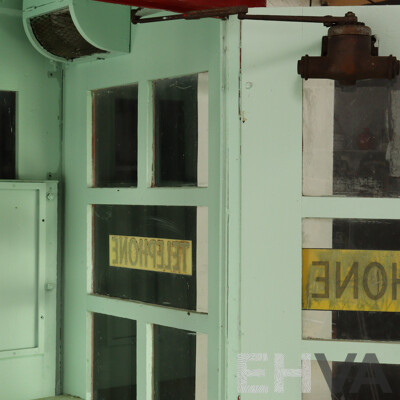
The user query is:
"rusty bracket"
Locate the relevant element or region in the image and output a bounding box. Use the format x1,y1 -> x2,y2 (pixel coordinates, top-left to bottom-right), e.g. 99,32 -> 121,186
237,11 -> 359,27
131,6 -> 249,24
131,6 -> 358,27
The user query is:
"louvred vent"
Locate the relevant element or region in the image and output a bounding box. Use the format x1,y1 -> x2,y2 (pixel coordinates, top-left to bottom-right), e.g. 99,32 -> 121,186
30,8 -> 108,60
94,0 -> 266,13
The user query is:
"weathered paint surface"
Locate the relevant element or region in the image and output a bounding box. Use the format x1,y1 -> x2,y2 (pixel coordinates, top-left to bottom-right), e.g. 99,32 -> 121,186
109,234 -> 192,275
303,248 -> 400,312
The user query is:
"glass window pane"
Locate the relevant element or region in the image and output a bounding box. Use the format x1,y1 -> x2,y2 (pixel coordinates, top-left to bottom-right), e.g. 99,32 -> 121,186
92,85 -> 138,187
0,91 -> 16,179
153,325 -> 207,400
93,313 -> 137,400
323,0 -> 392,6
154,73 -> 208,187
304,360 -> 400,400
93,205 -> 208,312
302,218 -> 400,341
303,78 -> 400,197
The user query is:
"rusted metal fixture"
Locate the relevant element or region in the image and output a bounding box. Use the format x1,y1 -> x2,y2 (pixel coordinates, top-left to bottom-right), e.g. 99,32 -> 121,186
131,6 -> 249,24
239,10 -> 400,84
297,12 -> 400,85
131,6 -> 355,25
237,12 -> 358,26
132,7 -> 400,84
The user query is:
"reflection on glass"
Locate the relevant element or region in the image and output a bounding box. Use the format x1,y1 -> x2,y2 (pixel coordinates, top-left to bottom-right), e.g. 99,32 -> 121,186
92,84 -> 138,187
93,313 -> 137,400
302,218 -> 400,341
154,73 -> 208,187
303,78 -> 400,197
304,360 -> 400,400
323,0 -> 388,4
153,325 -> 207,400
0,91 -> 16,179
93,205 -> 208,312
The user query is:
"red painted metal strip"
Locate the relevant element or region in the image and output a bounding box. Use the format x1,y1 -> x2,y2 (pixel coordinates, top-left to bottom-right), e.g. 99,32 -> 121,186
94,0 -> 265,13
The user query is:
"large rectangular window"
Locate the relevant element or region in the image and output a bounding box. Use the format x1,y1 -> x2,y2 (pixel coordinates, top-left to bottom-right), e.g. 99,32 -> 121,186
93,205 -> 208,312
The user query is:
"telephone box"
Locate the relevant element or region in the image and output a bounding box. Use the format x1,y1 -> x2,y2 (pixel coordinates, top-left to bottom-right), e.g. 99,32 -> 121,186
1,1 -> 400,400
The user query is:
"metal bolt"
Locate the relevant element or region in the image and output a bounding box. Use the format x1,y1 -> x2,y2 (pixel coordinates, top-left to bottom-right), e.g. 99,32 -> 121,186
47,193 -> 55,201
245,82 -> 253,89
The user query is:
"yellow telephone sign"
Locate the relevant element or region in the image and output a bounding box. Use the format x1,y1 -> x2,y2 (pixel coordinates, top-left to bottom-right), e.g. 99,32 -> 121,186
303,249 -> 400,312
109,235 -> 192,275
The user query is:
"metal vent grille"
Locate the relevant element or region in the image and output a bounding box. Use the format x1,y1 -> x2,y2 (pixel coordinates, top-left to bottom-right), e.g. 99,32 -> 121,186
30,8 -> 108,60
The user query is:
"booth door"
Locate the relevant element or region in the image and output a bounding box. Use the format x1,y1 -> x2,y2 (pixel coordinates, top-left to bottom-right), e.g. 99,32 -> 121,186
0,181 -> 58,400
239,5 -> 400,400
61,15 -> 223,400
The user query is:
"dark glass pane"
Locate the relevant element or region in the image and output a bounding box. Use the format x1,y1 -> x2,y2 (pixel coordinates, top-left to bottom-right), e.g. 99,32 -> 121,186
332,361 -> 400,400
0,91 -> 16,179
93,85 -> 138,187
333,80 -> 397,197
332,219 -> 400,341
154,75 -> 199,187
305,360 -> 400,400
93,313 -> 136,400
303,78 -> 400,197
93,205 -> 199,311
153,326 -> 198,400
324,0 -> 400,4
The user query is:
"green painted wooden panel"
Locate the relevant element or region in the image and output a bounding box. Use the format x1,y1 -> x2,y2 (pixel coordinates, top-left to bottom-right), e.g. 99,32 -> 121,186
240,5 -> 400,400
0,189 -> 39,352
0,181 -> 58,400
222,17 -> 242,400
0,0 -> 22,11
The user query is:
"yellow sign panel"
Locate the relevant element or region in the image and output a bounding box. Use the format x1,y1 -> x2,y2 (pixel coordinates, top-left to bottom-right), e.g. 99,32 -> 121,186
303,249 -> 400,312
109,235 -> 192,275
